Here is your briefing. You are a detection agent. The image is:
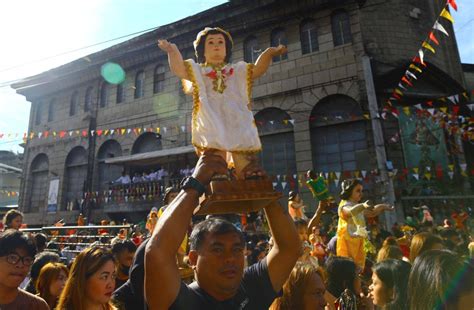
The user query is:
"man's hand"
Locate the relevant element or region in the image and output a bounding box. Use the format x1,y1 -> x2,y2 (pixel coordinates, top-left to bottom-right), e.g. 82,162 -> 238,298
158,39 -> 177,53
192,150 -> 228,186
270,44 -> 287,57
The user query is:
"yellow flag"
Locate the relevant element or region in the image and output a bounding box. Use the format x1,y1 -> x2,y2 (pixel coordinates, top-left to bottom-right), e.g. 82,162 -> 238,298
403,107 -> 411,115
395,88 -> 403,96
448,164 -> 454,171
156,127 -> 160,133
422,42 -> 436,54
425,172 -> 432,180
440,8 -> 454,24
440,107 -> 448,113
363,114 -> 370,119
413,167 -> 419,174
409,64 -> 422,73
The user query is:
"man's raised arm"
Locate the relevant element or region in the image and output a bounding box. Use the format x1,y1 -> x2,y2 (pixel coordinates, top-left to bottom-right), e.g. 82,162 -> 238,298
144,152 -> 227,309
264,200 -> 302,292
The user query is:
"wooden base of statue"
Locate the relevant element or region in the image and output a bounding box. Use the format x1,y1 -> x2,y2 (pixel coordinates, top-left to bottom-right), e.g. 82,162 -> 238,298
194,177 -> 282,215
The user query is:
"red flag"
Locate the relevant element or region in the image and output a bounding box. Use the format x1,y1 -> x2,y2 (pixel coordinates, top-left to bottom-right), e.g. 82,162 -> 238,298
448,0 -> 458,11
429,32 -> 440,45
426,100 -> 433,107
452,106 -> 460,115
96,129 -> 103,136
82,130 -> 88,137
59,131 -> 66,138
402,76 -> 413,87
393,93 -> 401,100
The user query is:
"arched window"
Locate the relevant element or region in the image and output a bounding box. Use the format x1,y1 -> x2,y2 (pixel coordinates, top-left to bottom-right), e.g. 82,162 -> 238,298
99,83 -> 108,108
28,154 -> 49,213
116,83 -> 124,104
300,19 -> 319,54
64,147 -> 88,210
97,140 -> 123,191
153,65 -> 165,94
270,28 -> 288,62
48,98 -> 56,122
244,36 -> 260,63
35,102 -> 42,125
84,86 -> 93,112
331,10 -> 352,46
309,95 -> 368,173
134,70 -> 145,99
70,91 -> 78,116
131,132 -> 162,154
255,108 -> 296,193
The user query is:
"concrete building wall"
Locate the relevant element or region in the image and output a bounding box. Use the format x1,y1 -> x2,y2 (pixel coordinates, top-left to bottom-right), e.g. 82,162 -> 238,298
14,0 -> 468,225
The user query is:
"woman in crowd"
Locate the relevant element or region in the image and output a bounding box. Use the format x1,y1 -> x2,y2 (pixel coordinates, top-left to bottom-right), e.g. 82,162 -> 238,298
408,249 -> 474,310
270,262 -> 327,310
56,246 -> 117,310
376,245 -> 403,263
36,262 -> 69,309
2,209 -> 23,230
324,256 -> 363,309
409,232 -> 444,263
369,259 -> 411,309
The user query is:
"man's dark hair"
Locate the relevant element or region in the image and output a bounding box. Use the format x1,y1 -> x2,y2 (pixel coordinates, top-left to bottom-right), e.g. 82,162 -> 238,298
189,218 -> 244,251
34,233 -> 48,251
0,229 -> 36,258
30,251 -> 61,279
112,239 -> 137,255
25,250 -> 61,294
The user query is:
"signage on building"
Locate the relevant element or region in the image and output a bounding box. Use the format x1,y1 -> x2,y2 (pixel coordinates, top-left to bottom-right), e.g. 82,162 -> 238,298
47,178 -> 60,213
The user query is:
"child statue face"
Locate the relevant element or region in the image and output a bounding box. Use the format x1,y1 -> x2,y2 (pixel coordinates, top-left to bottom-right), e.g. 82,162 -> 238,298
204,33 -> 227,64
349,184 -> 363,203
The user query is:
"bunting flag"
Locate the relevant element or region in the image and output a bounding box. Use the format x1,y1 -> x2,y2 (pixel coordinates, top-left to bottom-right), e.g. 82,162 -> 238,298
429,32 -> 440,45
440,8 -> 454,23
433,21 -> 449,37
422,42 -> 436,54
448,0 -> 458,11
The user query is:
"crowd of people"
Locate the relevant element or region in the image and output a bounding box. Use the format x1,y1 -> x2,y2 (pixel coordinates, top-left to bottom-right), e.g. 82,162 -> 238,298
1,154 -> 473,309
113,165 -> 195,186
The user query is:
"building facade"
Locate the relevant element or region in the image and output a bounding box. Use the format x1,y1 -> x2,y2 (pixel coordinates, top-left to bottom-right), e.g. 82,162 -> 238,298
12,0 -> 471,226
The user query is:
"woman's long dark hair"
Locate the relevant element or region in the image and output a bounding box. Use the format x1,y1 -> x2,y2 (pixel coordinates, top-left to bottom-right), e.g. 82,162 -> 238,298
325,256 -> 357,298
408,249 -> 473,310
373,259 -> 411,310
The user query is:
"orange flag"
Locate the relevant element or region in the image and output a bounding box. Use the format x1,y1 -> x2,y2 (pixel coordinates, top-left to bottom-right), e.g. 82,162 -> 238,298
429,32 -> 439,45
448,0 -> 457,11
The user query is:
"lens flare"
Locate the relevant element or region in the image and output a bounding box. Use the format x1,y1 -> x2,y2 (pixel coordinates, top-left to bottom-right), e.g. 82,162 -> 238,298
101,62 -> 126,84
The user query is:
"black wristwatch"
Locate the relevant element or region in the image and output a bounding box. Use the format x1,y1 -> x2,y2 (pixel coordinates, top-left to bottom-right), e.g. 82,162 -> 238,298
180,176 -> 206,196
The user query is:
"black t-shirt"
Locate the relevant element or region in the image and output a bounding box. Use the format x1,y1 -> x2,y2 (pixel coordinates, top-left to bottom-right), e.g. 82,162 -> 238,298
170,259 -> 280,310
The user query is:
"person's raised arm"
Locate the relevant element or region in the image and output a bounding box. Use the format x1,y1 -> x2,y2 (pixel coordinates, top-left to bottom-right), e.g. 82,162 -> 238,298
145,151 -> 227,310
252,45 -> 287,79
364,203 -> 394,218
340,200 -> 371,219
264,201 -> 301,291
158,39 -> 189,80
307,201 -> 329,232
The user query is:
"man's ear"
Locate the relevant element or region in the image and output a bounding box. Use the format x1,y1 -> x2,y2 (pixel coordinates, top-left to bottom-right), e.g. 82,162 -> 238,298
188,250 -> 198,268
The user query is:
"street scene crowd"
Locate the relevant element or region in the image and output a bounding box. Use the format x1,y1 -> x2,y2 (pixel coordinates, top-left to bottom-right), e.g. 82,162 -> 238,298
0,152 -> 473,309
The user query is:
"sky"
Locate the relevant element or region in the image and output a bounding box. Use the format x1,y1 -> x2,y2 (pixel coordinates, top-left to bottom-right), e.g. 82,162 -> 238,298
0,0 -> 473,154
